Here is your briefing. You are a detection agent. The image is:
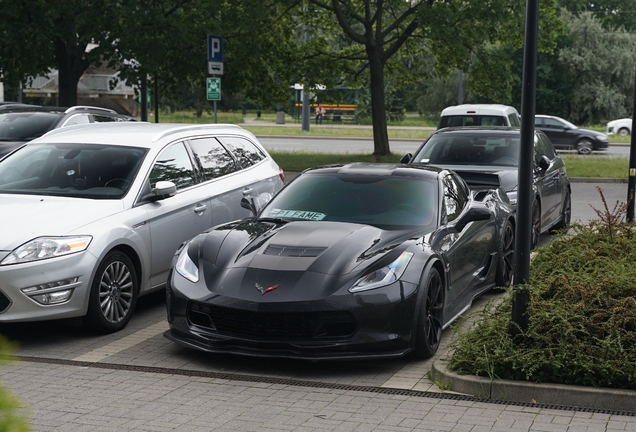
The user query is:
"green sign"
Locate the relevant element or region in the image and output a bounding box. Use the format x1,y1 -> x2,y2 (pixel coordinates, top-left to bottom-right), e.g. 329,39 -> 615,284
207,77 -> 221,101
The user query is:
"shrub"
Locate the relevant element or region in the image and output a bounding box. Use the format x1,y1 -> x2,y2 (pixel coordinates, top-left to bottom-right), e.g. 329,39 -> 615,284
448,187 -> 636,389
0,335 -> 30,432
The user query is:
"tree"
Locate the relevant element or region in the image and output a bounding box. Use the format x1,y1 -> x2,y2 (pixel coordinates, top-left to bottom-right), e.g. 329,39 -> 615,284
304,0 -> 561,156
0,0 -> 124,107
558,10 -> 636,123
559,0 -> 636,31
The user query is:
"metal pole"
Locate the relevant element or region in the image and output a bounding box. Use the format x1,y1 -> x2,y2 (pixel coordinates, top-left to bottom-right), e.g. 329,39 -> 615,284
141,75 -> 148,122
458,71 -> 463,105
626,70 -> 636,222
301,18 -> 311,131
511,0 -> 539,337
154,72 -> 159,123
214,100 -> 218,124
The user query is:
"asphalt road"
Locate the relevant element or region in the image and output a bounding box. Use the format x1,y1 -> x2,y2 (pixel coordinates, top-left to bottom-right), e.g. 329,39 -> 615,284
257,136 -> 631,157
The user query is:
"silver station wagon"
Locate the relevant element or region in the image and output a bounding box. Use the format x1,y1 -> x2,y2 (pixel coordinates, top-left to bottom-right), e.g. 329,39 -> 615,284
0,122 -> 284,333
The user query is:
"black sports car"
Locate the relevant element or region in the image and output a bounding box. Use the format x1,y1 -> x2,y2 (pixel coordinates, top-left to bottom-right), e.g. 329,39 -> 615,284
401,127 -> 571,249
164,163 -> 515,360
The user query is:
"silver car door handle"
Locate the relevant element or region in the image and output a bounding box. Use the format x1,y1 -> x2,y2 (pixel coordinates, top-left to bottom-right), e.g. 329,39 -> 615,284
194,204 -> 207,214
243,188 -> 253,196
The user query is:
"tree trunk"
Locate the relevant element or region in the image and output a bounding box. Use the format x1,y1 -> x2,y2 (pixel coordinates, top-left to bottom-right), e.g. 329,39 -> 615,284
53,38 -> 90,107
367,47 -> 391,156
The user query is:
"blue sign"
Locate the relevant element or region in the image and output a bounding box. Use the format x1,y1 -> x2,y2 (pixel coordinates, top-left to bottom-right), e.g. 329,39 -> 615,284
207,35 -> 223,62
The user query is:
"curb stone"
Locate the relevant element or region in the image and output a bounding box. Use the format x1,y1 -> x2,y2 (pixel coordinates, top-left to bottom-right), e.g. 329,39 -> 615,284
431,350 -> 636,413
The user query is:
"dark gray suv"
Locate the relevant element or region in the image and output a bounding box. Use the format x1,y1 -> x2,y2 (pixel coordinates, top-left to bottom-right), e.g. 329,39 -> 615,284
0,105 -> 135,158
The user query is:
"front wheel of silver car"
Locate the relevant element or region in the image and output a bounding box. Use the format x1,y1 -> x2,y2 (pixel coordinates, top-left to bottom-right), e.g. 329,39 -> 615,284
619,128 -> 630,136
86,251 -> 138,334
576,139 -> 593,155
413,267 -> 444,359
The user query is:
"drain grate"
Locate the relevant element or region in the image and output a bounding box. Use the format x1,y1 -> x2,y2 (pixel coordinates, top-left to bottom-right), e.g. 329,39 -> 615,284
16,355 -> 636,417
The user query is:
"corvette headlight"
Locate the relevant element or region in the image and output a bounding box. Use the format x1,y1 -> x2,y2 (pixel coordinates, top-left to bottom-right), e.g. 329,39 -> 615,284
175,242 -> 199,283
349,252 -> 413,293
1,236 -> 92,265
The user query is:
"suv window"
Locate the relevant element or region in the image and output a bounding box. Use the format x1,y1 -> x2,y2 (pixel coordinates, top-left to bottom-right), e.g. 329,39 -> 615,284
220,136 -> 265,168
150,142 -> 196,190
508,114 -> 520,126
93,114 -> 120,123
188,137 -> 239,179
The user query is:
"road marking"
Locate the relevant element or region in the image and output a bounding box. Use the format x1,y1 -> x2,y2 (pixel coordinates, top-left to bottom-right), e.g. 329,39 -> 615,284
73,321 -> 169,363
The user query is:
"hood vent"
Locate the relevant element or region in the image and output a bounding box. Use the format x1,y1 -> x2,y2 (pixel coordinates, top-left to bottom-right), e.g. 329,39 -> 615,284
264,244 -> 327,257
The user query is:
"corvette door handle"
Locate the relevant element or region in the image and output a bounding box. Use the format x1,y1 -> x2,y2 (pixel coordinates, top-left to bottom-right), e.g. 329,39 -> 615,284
194,204 -> 207,214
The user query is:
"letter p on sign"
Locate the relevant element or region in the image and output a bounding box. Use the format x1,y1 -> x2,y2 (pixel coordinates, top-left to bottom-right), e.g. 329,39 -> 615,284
207,35 -> 223,62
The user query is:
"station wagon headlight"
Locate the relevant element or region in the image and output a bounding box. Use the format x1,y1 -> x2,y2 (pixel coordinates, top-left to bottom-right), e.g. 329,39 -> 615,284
349,252 -> 413,293
175,241 -> 199,283
1,236 -> 92,265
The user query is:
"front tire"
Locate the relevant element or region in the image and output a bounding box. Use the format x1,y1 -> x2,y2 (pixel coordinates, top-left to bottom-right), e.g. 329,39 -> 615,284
619,128 -> 630,136
550,190 -> 571,232
86,251 -> 138,334
414,267 -> 444,359
495,219 -> 515,287
576,139 -> 593,155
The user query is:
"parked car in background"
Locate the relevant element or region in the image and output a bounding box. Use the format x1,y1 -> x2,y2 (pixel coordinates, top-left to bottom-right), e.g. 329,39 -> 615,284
437,104 -> 520,129
0,105 -> 135,159
165,163 -> 515,360
0,122 -> 284,333
606,118 -> 632,136
534,114 -> 608,155
401,127 -> 571,249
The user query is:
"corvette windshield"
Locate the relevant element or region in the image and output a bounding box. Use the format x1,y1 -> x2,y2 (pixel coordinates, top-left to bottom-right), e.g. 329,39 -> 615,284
411,132 -> 528,167
261,173 -> 437,230
0,143 -> 148,199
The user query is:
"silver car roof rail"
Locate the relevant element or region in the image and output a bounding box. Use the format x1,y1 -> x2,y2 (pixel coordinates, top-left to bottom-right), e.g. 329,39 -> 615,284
65,106 -> 118,114
151,124 -> 243,143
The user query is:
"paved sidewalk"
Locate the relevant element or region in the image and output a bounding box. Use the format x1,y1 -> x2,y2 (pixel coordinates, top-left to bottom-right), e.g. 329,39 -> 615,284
5,360 -> 636,432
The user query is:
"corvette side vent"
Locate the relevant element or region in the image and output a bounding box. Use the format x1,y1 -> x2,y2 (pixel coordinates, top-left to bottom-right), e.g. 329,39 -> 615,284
264,245 -> 326,257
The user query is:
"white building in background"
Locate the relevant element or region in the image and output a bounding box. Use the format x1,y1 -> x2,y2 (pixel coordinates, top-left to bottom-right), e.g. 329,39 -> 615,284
21,66 -> 139,115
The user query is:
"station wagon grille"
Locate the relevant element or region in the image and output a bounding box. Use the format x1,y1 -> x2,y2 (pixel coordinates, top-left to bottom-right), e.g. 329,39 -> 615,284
188,302 -> 357,339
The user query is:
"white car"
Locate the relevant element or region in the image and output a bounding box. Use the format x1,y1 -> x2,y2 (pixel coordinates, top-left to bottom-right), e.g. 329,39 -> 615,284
606,118 -> 632,136
0,122 -> 284,333
437,104 -> 520,129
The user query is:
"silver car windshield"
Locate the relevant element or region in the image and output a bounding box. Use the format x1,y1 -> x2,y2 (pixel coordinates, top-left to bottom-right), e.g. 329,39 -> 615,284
261,173 -> 438,230
0,143 -> 148,199
411,133 -> 530,167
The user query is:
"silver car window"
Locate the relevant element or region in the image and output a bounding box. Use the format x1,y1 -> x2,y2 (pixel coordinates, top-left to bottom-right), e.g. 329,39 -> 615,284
188,137 -> 239,180
149,142 -> 196,190
220,136 -> 265,168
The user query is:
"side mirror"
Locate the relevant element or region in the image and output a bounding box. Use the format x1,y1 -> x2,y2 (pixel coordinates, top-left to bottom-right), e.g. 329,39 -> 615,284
241,192 -> 274,217
400,153 -> 413,164
538,155 -> 551,171
241,197 -> 257,216
454,205 -> 492,232
146,180 -> 177,202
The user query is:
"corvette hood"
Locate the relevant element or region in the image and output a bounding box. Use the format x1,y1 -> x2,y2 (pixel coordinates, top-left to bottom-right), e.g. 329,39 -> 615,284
207,220 -> 411,276
0,194 -> 124,250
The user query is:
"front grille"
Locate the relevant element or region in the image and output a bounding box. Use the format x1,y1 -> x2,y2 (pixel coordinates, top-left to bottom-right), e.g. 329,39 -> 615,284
263,245 -> 326,257
188,302 -> 357,339
0,290 -> 11,313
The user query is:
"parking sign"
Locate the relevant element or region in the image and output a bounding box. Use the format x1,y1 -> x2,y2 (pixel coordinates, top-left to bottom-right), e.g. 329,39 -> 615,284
207,77 -> 221,101
207,35 -> 223,62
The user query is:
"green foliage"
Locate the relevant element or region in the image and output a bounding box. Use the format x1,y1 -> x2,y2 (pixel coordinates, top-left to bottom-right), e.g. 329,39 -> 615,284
558,10 -> 636,123
0,335 -> 29,432
448,189 -> 636,389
